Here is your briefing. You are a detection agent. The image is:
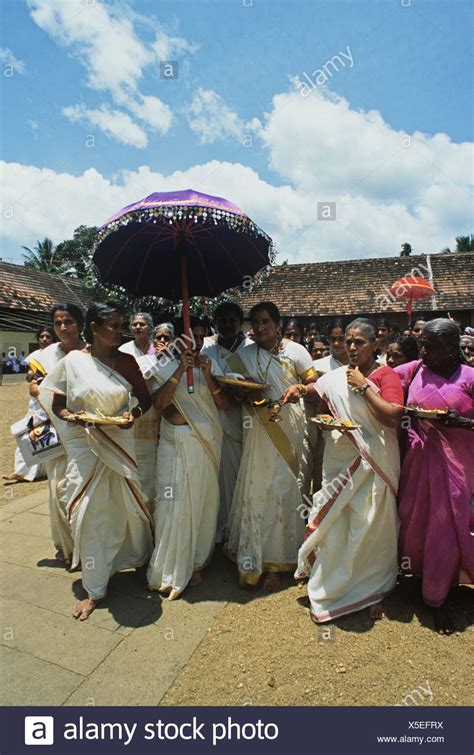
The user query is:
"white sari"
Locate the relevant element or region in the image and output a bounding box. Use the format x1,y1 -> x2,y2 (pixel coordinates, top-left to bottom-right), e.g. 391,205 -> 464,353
226,340 -> 315,584
42,351 -> 153,599
36,343 -> 74,559
119,340 -> 158,506
12,349 -> 45,482
143,356 -> 223,598
200,337 -> 252,541
297,366 -> 400,622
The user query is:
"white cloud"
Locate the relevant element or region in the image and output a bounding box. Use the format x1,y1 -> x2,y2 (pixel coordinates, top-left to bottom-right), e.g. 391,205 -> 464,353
259,83 -> 473,205
2,154 -> 470,267
62,104 -> 148,148
151,28 -> 198,60
2,61 -> 471,263
187,88 -> 248,144
125,94 -> 173,133
0,48 -> 26,75
27,0 -> 193,143
27,0 -> 149,97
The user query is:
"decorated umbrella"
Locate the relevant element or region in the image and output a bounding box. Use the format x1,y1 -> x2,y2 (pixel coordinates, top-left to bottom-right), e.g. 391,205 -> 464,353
389,276 -> 435,324
93,189 -> 274,392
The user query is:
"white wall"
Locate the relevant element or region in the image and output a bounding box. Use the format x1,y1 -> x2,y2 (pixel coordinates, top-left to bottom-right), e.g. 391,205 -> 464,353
0,330 -> 37,358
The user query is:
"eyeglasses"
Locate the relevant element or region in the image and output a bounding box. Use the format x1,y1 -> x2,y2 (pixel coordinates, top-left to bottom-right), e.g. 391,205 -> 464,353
155,334 -> 171,342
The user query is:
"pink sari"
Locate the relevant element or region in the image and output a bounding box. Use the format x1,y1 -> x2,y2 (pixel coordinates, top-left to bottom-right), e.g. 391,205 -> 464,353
395,360 -> 474,606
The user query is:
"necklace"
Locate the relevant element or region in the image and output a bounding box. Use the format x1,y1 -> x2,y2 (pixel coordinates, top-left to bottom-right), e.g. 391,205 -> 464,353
256,337 -> 282,383
218,334 -> 241,354
92,350 -> 116,372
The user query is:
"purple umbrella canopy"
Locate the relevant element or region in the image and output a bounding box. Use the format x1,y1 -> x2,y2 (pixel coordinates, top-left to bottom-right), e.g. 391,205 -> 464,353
93,189 -> 274,299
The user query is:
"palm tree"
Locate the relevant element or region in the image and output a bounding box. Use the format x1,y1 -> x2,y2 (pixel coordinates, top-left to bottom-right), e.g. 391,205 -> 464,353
455,235 -> 473,252
21,238 -> 71,274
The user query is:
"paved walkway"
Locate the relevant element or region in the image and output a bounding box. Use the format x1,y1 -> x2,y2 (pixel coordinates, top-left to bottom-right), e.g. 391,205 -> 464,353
0,488 -> 235,706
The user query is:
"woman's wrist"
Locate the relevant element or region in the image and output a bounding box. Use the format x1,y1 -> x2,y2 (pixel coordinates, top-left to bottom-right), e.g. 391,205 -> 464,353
59,409 -> 74,422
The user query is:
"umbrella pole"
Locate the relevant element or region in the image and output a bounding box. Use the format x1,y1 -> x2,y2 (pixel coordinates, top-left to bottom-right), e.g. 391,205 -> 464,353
180,243 -> 194,394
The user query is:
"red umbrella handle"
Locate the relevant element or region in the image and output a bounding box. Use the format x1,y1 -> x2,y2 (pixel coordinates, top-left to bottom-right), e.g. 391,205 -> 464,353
180,246 -> 194,394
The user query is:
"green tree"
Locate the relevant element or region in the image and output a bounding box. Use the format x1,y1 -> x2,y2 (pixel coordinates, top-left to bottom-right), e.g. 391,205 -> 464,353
22,237 -> 71,274
455,235 -> 473,252
400,242 -> 412,257
56,225 -> 98,278
55,225 -> 105,298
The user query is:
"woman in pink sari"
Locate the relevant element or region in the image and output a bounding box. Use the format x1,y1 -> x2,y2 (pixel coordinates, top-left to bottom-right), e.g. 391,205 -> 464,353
395,319 -> 474,634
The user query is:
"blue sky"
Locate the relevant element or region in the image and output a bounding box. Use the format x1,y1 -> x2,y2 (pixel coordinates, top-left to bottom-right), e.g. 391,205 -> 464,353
1,0 -> 472,264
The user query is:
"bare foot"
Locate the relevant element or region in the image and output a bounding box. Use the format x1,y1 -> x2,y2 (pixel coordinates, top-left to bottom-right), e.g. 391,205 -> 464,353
432,605 -> 455,635
72,598 -> 98,621
2,473 -> 26,483
263,572 -> 281,591
368,602 -> 385,620
190,570 -> 202,586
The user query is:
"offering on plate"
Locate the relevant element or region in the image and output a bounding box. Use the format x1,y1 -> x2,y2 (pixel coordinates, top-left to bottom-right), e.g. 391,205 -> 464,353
251,397 -> 283,422
312,414 -> 361,431
215,373 -> 267,391
404,406 -> 449,419
73,410 -> 131,426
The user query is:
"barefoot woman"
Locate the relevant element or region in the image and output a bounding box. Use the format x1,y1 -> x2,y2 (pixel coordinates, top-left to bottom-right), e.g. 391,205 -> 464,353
143,318 -> 229,599
295,318 -> 404,622
395,319 -> 474,633
36,305 -> 86,567
226,302 -> 317,590
43,302 -> 153,620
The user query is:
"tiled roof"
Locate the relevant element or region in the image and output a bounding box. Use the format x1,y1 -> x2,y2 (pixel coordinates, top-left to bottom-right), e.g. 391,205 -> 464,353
0,262 -> 90,313
234,253 -> 474,317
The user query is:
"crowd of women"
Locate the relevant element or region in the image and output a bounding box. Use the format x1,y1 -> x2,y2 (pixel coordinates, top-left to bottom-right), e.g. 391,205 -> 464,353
7,300 -> 473,633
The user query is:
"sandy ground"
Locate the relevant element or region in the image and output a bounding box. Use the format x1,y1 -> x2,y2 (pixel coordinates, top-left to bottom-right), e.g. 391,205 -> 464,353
1,381 -> 48,501
2,383 -> 473,707
161,560 -> 473,707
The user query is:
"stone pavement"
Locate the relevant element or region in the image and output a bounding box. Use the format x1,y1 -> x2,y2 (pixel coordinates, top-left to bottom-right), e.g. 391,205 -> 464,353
0,487 -> 238,706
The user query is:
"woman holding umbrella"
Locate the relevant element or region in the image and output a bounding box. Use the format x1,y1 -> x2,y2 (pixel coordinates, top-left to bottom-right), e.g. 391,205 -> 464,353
226,301 -> 317,590
143,317 -> 230,599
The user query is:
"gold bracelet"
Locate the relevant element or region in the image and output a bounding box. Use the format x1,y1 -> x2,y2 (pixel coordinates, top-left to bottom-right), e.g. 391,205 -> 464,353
169,376 -> 179,385
211,386 -> 222,395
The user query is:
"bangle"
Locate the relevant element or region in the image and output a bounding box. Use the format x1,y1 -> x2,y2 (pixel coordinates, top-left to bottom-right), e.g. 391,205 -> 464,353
211,386 -> 222,396
298,383 -> 308,397
169,376 -> 179,385
134,406 -> 143,419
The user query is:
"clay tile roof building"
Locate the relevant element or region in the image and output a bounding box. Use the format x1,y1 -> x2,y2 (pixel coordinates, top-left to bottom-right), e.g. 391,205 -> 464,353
235,252 -> 474,327
0,261 -> 92,333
